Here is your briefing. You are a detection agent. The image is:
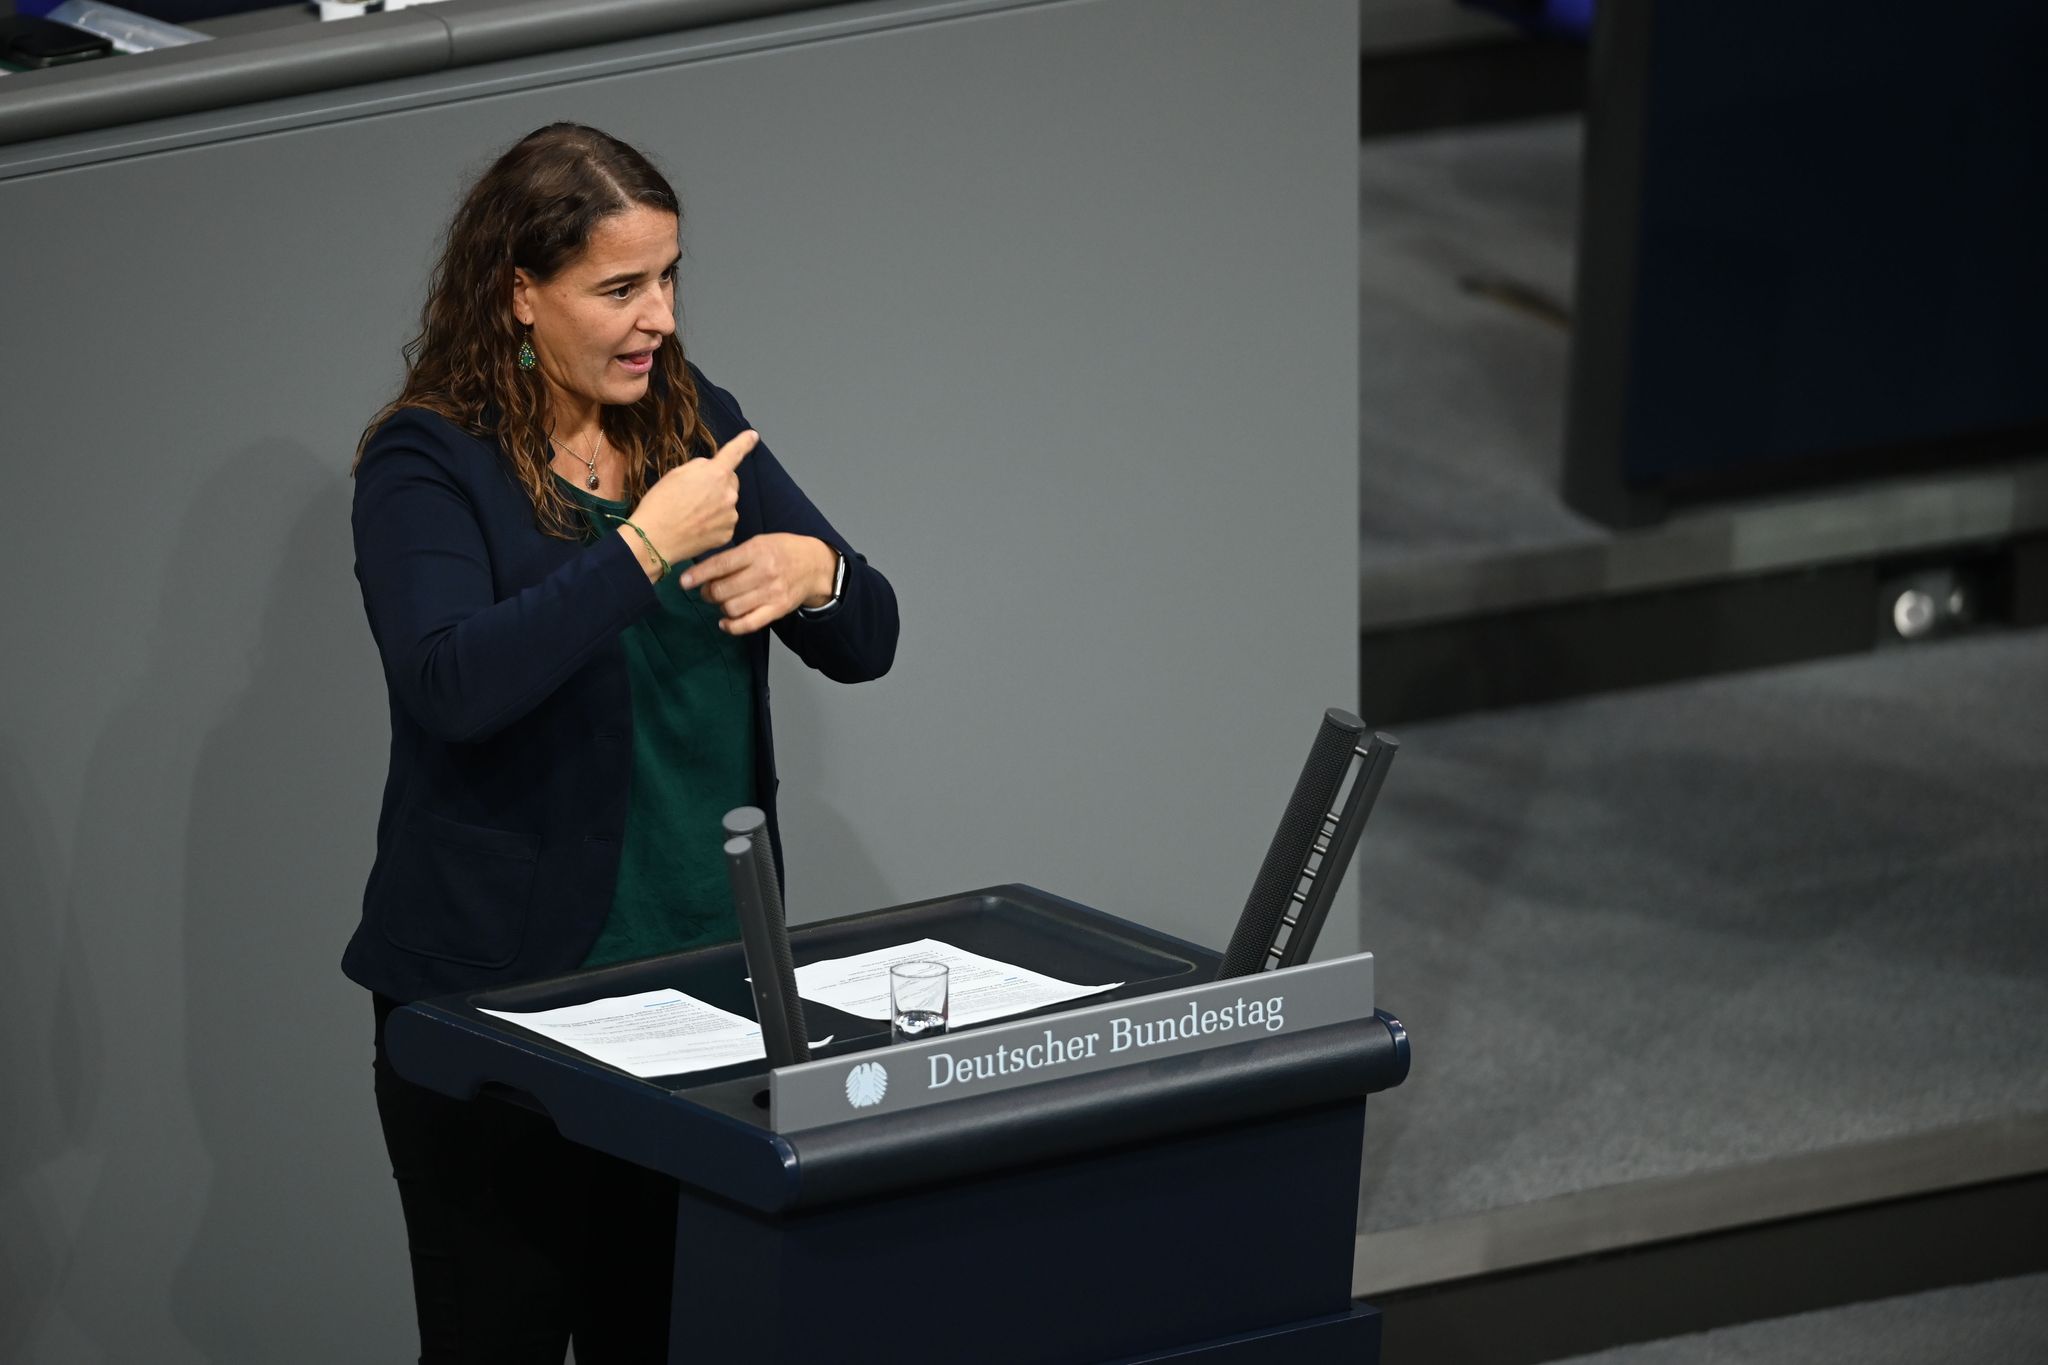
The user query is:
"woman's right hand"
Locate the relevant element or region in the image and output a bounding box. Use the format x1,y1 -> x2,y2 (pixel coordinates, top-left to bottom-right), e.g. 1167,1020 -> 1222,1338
626,429 -> 757,570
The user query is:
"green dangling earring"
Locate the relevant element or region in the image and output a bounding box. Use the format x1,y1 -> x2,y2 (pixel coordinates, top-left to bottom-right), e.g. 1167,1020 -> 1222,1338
517,333 -> 537,371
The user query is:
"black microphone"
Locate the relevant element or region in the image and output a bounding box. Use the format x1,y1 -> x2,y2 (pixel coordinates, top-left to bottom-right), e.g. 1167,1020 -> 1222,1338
1216,709 -> 1398,979
721,806 -> 809,1068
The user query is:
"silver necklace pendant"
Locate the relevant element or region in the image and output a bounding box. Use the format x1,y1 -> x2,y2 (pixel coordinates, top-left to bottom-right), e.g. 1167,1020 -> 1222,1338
585,471 -> 600,490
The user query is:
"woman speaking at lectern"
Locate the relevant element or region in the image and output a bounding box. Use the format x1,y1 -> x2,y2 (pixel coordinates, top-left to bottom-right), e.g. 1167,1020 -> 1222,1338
343,124 -> 898,1361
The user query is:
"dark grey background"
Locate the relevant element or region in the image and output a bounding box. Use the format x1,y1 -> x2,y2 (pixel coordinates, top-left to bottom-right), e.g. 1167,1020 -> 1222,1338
0,1 -> 1360,1358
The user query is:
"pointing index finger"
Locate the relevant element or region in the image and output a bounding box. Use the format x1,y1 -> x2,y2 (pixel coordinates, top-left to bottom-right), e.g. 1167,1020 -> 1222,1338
712,429 -> 758,472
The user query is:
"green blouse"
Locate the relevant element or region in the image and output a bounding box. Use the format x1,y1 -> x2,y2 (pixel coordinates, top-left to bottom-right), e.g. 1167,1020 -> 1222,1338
563,480 -> 756,966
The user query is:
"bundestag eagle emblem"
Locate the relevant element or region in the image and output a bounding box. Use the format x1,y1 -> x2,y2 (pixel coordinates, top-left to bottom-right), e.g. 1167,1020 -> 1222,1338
844,1061 -> 889,1108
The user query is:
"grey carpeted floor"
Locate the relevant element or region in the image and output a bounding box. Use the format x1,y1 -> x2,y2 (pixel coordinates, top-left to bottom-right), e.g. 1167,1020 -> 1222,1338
1355,627 -> 2048,1232
1358,115 -> 1600,567
1546,1271 -> 2048,1365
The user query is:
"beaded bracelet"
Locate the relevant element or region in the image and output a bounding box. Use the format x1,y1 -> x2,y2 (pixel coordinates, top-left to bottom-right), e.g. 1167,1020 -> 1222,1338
611,517 -> 671,581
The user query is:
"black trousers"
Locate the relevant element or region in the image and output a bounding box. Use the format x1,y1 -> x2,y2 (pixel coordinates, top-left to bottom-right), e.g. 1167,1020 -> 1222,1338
372,994 -> 679,1364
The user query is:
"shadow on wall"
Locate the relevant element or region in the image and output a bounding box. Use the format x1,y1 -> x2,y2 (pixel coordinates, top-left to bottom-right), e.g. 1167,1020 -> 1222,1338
1,441 -> 386,1360
766,666 -> 897,925
0,742 -> 75,1360
166,444 -> 407,1358
0,438 -> 401,1358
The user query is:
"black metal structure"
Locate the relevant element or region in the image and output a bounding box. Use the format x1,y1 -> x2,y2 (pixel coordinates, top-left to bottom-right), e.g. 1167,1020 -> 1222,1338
1564,0 -> 2048,527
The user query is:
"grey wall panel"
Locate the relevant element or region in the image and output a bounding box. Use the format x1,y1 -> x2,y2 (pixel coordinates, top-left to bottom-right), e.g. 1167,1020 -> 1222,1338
0,0 -> 1358,1358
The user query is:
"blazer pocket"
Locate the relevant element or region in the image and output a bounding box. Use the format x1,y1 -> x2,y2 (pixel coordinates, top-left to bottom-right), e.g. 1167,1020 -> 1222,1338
379,810 -> 538,968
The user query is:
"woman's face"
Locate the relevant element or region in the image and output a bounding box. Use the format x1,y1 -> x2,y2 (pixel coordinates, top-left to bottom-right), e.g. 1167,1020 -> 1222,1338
511,205 -> 679,423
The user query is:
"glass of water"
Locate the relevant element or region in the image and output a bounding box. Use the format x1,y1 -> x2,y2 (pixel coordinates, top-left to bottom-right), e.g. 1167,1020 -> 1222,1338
889,961 -> 949,1044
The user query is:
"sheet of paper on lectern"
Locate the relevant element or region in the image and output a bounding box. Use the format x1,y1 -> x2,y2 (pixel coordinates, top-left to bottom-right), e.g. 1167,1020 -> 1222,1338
479,989 -> 763,1078
793,938 -> 1122,1027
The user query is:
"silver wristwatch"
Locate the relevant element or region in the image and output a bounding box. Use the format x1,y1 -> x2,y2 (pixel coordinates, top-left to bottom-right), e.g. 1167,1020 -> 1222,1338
798,550 -> 847,616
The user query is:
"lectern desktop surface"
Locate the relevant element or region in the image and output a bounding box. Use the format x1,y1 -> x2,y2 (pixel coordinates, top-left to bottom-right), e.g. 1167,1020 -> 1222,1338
388,885 -> 1253,1203
474,883 -> 1207,1094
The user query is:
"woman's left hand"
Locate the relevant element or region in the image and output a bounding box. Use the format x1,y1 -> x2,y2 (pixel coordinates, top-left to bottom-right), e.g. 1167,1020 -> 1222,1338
680,533 -> 839,635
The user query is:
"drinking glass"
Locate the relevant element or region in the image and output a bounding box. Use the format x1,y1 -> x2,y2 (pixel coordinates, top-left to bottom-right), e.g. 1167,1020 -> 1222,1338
889,961 -> 949,1044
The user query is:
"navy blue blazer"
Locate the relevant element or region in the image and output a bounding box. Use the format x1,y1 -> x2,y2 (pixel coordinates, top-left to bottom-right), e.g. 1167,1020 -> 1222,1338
342,365 -> 898,1001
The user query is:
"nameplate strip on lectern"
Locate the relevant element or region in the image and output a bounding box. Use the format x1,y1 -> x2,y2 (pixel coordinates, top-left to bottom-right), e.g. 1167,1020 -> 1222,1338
770,951 -> 1374,1132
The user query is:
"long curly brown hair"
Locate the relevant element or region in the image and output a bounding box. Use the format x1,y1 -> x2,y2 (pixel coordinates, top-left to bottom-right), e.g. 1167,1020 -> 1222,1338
357,123 -> 718,540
